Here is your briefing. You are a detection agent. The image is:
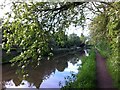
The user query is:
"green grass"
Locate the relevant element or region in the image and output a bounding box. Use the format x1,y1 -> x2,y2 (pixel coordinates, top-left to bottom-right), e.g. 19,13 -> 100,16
106,51 -> 120,89
61,49 -> 96,89
95,46 -> 110,59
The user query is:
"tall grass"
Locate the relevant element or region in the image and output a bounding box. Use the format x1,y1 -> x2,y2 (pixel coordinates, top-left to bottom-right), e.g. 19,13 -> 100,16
61,49 -> 96,89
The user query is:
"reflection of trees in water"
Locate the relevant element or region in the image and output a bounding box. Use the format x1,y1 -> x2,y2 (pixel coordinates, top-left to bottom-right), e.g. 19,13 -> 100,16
59,71 -> 77,88
69,57 -> 79,65
56,61 -> 68,72
2,52 -> 83,89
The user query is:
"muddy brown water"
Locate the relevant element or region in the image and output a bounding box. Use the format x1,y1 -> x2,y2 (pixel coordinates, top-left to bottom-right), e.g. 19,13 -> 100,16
2,52 -> 84,89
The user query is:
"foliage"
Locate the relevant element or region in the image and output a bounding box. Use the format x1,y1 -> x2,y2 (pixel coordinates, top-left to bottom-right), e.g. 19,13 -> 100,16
89,2 -> 120,88
1,2 -> 86,66
52,30 -> 68,48
2,1 -> 119,88
67,33 -> 82,48
80,33 -> 86,44
76,49 -> 96,88
61,49 -> 96,89
96,39 -> 111,59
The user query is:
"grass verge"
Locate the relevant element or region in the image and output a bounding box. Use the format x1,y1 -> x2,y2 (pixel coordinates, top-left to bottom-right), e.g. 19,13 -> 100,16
61,49 -> 96,89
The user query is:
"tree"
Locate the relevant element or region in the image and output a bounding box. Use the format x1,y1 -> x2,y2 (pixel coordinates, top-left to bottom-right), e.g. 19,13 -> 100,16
1,1 -> 114,66
67,33 -> 82,48
89,2 -> 120,88
1,2 -> 87,65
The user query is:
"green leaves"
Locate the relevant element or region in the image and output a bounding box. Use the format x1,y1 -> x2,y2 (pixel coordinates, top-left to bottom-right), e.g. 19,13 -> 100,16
2,2 -> 87,68
2,2 -> 50,66
89,2 -> 120,88
62,49 -> 96,89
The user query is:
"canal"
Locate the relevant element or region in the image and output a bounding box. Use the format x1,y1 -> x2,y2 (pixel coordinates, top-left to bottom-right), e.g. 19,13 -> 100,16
2,51 -> 85,89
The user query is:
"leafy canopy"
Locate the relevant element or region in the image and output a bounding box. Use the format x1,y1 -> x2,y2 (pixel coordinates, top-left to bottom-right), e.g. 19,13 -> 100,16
2,2 -> 87,66
89,1 -> 120,88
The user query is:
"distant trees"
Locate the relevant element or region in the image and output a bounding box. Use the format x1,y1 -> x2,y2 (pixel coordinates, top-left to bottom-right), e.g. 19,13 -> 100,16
48,32 -> 84,50
66,33 -> 82,48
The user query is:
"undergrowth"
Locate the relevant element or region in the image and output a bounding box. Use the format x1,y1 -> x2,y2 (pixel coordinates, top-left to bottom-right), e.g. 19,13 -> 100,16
61,49 -> 96,89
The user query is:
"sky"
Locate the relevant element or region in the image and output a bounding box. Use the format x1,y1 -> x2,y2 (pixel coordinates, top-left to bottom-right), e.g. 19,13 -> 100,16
0,0 -> 12,18
0,0 -> 91,36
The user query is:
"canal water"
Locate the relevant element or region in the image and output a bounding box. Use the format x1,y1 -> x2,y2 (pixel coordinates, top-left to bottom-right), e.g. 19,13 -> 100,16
2,51 -> 85,89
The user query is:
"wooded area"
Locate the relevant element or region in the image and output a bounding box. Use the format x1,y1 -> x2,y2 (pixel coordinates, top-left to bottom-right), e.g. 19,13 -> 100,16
0,1 -> 120,89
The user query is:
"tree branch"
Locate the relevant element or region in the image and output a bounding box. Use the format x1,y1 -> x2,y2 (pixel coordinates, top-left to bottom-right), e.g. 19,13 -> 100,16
38,2 -> 84,12
92,2 -> 103,13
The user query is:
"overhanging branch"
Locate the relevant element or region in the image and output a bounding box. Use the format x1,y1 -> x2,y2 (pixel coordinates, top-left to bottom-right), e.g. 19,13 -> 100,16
37,2 -> 84,12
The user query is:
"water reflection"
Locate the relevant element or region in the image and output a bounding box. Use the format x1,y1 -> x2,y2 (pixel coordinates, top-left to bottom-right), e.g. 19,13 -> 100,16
5,80 -> 36,88
2,52 -> 83,89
